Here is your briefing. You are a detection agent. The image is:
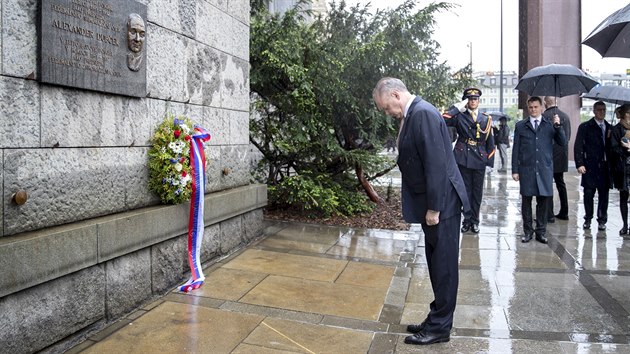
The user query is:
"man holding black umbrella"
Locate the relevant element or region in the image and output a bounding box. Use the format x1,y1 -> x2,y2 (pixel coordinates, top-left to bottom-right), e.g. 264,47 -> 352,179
543,96 -> 571,222
512,96 -> 566,244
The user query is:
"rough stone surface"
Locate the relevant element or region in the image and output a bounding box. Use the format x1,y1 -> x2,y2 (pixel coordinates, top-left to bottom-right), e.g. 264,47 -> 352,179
151,234 -> 187,294
231,16 -> 250,60
106,249 -> 152,319
220,145 -> 251,189
0,265 -> 105,354
197,1 -> 231,52
229,109 -> 250,145
220,56 -> 249,110
0,76 -> 40,148
242,209 -> 264,243
201,223 -> 221,263
203,106 -> 229,146
228,0 -> 250,26
3,148 -> 155,235
0,224 -> 98,298
187,42 -> 222,106
219,216 -> 244,254
146,24 -> 188,101
41,87 -> 150,147
2,0 -> 37,77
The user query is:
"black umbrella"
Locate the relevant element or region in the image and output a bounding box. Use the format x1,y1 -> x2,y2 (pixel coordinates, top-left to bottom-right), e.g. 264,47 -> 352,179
581,85 -> 630,105
515,64 -> 599,97
483,111 -> 510,121
583,3 -> 630,58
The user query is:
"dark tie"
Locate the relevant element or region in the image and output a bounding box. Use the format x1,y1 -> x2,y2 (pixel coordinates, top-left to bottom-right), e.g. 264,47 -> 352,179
534,120 -> 539,130
599,123 -> 605,143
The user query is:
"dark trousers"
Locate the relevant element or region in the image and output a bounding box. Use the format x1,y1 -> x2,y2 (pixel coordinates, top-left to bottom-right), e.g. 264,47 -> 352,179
421,213 -> 461,335
583,186 -> 609,224
620,190 -> 629,228
547,172 -> 569,218
522,195 -> 549,236
459,166 -> 485,226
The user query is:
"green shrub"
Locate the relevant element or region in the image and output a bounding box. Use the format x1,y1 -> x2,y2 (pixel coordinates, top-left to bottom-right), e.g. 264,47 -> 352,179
268,172 -> 374,218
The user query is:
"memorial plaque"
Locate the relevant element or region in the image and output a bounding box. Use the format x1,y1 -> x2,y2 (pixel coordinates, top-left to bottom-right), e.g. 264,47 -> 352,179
38,0 -> 147,97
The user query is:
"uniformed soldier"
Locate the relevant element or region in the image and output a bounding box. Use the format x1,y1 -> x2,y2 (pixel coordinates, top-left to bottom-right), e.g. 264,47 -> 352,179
444,88 -> 496,233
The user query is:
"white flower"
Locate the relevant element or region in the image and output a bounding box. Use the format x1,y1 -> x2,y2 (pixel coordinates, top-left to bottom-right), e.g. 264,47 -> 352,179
169,141 -> 185,154
179,124 -> 191,135
174,163 -> 183,172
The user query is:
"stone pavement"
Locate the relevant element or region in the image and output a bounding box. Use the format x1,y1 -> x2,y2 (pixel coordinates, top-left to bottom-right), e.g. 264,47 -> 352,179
67,169 -> 630,353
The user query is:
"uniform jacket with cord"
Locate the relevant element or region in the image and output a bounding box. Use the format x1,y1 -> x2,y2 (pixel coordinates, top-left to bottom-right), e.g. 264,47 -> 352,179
444,106 -> 496,170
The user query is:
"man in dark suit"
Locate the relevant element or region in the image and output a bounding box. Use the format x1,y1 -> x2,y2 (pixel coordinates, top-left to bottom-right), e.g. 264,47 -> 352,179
574,101 -> 613,231
444,88 -> 495,233
512,96 -> 566,244
543,96 -> 571,222
373,77 -> 470,345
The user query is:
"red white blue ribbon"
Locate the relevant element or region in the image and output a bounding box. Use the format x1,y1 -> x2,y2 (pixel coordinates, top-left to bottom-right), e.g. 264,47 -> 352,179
178,126 -> 211,292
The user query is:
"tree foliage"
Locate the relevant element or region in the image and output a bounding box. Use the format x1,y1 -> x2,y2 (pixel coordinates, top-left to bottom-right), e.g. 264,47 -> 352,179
250,0 -> 473,217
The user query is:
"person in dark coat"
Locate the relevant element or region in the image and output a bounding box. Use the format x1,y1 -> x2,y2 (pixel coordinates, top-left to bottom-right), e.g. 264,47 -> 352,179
444,88 -> 496,234
574,101 -> 613,231
373,77 -> 470,346
543,96 -> 572,222
610,104 -> 630,235
493,116 -> 510,172
512,96 -> 566,244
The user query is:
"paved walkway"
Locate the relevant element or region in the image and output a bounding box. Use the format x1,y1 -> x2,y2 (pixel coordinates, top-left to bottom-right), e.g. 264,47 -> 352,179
68,169 -> 630,353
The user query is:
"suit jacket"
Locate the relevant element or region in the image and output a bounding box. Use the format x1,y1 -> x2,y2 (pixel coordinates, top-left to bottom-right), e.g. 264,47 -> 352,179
512,116 -> 567,197
542,106 -> 571,173
445,106 -> 496,169
574,118 -> 612,189
397,97 -> 470,223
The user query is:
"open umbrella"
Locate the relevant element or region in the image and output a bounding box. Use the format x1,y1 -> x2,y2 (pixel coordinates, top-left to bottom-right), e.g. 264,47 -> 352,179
483,111 -> 510,121
581,85 -> 630,105
515,63 -> 599,97
583,3 -> 630,58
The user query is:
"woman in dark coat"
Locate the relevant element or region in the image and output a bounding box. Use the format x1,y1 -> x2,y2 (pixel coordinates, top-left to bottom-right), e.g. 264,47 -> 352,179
610,104 -> 630,235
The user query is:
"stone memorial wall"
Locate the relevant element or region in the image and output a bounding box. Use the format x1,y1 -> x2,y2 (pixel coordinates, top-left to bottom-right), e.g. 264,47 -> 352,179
0,0 -> 264,352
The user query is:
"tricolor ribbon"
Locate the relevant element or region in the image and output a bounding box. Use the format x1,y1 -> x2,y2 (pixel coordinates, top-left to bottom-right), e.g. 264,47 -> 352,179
178,126 -> 211,292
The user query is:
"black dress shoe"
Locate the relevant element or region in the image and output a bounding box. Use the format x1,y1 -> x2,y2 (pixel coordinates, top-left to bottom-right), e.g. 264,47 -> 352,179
583,221 -> 591,229
620,227 -> 628,235
521,233 -> 533,243
405,331 -> 451,345
555,214 -> 569,220
404,331 -> 450,345
547,217 -> 555,223
406,321 -> 426,333
461,224 -> 470,233
535,234 -> 548,244
471,224 -> 480,233
598,223 -> 606,231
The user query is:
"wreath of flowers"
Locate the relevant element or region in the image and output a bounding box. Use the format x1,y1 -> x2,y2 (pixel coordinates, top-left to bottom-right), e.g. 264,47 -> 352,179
148,114 -> 201,204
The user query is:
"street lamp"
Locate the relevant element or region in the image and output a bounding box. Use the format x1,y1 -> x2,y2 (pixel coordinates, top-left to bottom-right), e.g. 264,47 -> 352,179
467,41 -> 473,71
499,0 -> 504,112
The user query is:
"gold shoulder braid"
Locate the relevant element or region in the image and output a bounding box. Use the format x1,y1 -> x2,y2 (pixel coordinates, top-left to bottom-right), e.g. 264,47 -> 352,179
476,115 -> 493,139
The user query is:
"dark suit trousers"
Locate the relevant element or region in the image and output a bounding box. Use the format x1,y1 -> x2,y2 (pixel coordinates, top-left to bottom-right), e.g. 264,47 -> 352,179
421,213 -> 461,335
459,166 -> 484,225
583,187 -> 609,224
522,195 -> 549,236
547,172 -> 568,218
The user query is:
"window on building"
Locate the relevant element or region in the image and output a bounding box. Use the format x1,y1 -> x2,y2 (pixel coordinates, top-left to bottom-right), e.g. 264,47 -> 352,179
490,78 -> 496,85
502,78 -> 507,85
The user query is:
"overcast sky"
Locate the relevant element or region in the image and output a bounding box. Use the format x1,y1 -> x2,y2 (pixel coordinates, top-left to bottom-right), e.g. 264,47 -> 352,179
343,0 -> 630,74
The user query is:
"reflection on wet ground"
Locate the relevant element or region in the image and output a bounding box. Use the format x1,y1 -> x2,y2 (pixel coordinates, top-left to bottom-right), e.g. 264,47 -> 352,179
70,169 -> 630,353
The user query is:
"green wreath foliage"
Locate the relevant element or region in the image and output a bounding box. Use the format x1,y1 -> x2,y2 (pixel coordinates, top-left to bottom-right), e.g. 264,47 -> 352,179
148,114 -> 196,204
